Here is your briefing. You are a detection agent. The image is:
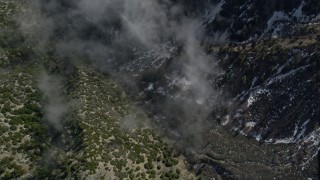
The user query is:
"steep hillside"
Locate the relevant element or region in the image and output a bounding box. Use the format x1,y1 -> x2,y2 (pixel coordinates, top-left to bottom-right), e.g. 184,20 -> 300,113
0,0 -> 319,179
199,0 -> 320,41
0,1 -> 196,179
0,1 -> 48,178
136,24 -> 320,179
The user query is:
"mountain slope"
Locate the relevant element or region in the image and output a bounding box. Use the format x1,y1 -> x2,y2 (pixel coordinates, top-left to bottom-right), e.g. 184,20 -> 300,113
0,0 -> 319,179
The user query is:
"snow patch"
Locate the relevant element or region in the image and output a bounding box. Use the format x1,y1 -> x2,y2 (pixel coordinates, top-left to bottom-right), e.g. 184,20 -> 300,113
222,115 -> 230,125
274,119 -> 312,144
292,1 -> 307,21
295,119 -> 310,140
292,1 -> 318,22
245,122 -> 257,128
146,83 -> 154,91
249,77 -> 257,89
264,11 -> 290,35
303,127 -> 320,147
255,134 -> 262,141
266,65 -> 310,86
247,88 -> 270,107
263,4 -> 319,37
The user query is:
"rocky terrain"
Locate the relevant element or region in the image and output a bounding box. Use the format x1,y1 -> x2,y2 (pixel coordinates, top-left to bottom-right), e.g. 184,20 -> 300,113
0,0 -> 319,179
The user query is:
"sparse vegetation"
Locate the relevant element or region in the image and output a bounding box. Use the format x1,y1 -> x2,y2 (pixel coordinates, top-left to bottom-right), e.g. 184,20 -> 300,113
56,65 -> 194,179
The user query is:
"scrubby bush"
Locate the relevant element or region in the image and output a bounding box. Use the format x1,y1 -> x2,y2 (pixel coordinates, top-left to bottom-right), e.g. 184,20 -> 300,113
144,162 -> 154,170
